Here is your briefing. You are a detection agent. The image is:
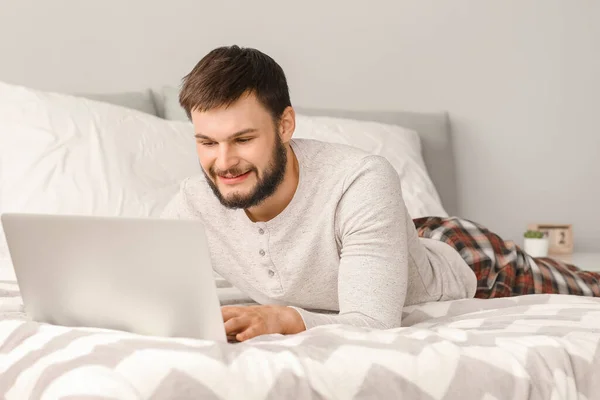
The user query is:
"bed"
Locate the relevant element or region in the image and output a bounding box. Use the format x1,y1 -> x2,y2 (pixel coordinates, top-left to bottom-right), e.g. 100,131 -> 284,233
1,82 -> 600,399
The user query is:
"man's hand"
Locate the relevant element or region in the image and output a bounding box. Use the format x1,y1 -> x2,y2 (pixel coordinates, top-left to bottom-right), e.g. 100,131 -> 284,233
221,305 -> 306,342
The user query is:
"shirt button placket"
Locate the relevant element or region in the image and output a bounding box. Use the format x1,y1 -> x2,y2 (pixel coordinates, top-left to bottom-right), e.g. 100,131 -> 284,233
257,225 -> 278,285
258,225 -> 269,265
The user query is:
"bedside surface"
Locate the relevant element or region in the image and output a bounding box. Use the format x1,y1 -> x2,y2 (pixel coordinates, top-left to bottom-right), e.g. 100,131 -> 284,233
549,252 -> 600,272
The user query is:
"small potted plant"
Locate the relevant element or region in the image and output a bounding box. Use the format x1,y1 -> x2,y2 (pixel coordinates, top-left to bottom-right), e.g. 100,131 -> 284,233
523,230 -> 549,257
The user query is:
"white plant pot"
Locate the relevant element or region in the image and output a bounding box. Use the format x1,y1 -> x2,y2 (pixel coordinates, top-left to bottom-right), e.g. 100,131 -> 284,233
524,238 -> 549,257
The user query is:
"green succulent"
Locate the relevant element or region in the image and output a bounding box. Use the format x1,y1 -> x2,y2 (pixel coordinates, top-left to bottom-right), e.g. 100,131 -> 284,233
524,230 -> 544,239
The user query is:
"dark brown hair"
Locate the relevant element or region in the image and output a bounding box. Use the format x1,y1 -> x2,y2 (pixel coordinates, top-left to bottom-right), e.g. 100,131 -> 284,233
179,45 -> 291,122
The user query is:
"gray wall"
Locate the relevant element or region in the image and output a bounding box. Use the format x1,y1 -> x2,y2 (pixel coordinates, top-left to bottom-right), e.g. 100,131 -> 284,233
1,0 -> 599,251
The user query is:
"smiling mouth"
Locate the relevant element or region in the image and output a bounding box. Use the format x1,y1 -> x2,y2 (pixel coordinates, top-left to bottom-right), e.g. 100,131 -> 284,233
221,171 -> 246,178
218,171 -> 252,184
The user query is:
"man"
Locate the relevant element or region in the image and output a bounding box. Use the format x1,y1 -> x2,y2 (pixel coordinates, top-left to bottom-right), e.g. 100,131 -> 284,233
162,45 -> 599,342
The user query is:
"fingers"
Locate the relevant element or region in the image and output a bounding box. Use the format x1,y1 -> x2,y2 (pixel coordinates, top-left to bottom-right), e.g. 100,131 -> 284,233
222,307 -> 252,338
220,306 -> 271,342
224,315 -> 251,336
236,325 -> 262,342
221,306 -> 244,322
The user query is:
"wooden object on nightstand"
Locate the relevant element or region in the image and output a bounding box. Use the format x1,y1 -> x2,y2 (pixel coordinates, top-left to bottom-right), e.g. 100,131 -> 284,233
527,223 -> 573,255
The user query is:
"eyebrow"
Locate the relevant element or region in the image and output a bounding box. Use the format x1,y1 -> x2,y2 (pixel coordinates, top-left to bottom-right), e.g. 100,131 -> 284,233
194,128 -> 258,141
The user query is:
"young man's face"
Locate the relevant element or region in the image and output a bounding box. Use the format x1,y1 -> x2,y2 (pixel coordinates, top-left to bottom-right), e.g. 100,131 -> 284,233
191,93 -> 288,209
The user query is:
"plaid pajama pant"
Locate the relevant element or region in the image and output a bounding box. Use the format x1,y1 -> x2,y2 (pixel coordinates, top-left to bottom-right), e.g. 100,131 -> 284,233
413,216 -> 600,298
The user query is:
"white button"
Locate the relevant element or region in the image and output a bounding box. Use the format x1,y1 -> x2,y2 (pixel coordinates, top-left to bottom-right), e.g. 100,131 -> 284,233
259,228 -> 265,235
268,270 -> 275,277
259,249 -> 265,256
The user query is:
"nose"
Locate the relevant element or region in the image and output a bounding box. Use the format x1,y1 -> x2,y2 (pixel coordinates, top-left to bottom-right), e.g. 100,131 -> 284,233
214,143 -> 239,172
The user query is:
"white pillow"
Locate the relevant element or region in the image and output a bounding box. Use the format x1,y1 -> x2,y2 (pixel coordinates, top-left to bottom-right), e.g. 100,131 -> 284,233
293,114 -> 448,219
0,81 -> 446,260
0,81 -> 200,260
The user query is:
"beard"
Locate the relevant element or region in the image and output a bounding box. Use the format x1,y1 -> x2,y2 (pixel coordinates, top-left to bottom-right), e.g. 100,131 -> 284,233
202,135 -> 288,210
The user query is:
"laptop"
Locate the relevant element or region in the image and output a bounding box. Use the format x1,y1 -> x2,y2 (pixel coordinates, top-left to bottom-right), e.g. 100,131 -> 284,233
1,212 -> 226,342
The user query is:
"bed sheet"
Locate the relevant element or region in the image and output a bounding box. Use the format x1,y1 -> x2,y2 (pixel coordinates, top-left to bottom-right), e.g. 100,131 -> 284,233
1,263 -> 599,399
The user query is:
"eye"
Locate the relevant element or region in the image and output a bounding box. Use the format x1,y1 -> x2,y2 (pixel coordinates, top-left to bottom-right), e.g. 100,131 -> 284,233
236,137 -> 253,143
199,141 -> 216,147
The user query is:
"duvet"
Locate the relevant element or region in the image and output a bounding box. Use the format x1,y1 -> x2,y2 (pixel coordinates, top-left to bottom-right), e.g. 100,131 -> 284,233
1,274 -> 599,400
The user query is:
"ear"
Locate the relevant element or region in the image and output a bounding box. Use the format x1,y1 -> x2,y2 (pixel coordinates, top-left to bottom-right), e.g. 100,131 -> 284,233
278,106 -> 296,144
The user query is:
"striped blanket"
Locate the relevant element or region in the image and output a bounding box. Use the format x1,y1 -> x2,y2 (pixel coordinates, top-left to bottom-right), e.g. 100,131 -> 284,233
1,280 -> 600,399
1,216 -> 600,399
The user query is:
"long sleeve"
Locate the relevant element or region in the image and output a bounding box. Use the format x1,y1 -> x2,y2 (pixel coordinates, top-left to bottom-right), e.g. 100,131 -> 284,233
289,156 -> 411,330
